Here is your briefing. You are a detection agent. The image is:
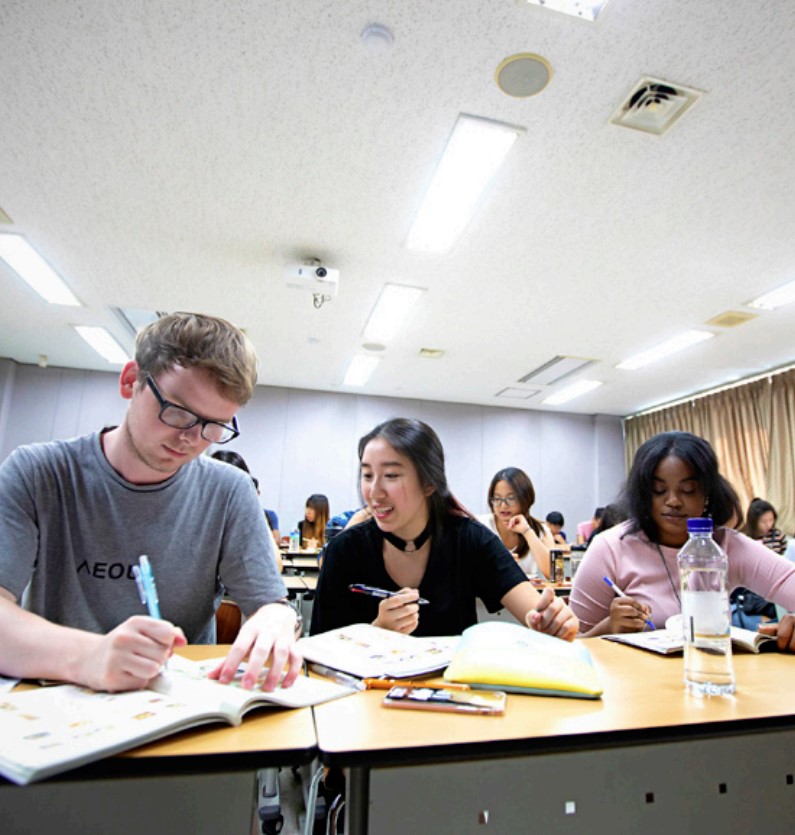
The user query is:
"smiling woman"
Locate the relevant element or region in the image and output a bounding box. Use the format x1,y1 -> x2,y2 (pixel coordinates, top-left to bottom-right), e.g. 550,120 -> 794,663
569,431 -> 795,649
309,418 -> 579,641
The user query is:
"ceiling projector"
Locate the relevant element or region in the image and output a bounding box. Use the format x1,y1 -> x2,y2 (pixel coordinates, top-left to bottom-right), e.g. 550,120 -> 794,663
285,261 -> 339,298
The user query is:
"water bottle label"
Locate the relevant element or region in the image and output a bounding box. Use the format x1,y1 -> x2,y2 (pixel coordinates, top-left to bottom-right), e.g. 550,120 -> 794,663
681,590 -> 729,637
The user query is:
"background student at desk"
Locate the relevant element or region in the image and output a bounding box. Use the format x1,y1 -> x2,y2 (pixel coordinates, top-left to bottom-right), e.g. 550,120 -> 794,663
570,431 -> 795,650
297,493 -> 329,549
477,467 -> 557,577
0,312 -> 301,693
310,417 -> 578,640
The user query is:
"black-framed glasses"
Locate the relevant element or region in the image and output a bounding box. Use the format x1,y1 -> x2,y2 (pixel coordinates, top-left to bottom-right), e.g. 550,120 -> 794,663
145,375 -> 240,444
490,495 -> 519,507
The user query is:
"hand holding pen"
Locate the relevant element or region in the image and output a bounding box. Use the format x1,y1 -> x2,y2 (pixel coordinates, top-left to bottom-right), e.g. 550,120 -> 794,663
352,584 -> 426,635
603,577 -> 656,632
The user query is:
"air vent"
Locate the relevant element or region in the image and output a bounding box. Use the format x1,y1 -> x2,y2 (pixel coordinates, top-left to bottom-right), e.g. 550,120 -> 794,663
610,77 -> 703,135
706,311 -> 758,328
496,387 -> 541,400
518,356 -> 595,386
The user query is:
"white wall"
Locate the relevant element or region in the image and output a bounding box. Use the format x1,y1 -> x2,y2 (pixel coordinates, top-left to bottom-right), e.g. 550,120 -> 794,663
0,359 -> 627,539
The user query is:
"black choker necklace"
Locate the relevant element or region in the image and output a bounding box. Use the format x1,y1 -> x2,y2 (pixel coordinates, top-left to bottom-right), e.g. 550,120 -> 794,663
382,523 -> 432,554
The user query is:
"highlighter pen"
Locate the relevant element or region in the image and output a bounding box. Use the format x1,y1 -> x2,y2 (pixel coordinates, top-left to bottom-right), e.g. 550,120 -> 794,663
603,576 -> 656,631
133,555 -> 162,619
363,678 -> 470,691
349,583 -> 429,606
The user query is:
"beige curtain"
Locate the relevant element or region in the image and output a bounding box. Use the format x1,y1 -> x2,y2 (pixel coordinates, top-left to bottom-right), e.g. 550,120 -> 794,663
767,370 -> 795,534
623,368 -> 795,534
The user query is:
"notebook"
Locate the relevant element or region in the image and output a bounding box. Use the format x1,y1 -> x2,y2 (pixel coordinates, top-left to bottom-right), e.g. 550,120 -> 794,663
443,621 -> 603,699
0,655 -> 352,785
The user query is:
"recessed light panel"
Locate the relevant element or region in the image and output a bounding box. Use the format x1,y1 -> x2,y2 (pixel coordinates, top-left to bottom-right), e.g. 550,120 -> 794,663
406,114 -> 524,254
520,0 -> 608,22
0,233 -> 80,306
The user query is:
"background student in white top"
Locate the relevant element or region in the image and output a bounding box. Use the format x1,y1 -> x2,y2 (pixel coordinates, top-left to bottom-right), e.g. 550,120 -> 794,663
0,312 -> 301,692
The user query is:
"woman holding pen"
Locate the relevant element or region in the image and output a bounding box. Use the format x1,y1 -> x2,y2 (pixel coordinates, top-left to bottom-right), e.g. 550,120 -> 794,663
309,418 -> 578,640
570,431 -> 795,650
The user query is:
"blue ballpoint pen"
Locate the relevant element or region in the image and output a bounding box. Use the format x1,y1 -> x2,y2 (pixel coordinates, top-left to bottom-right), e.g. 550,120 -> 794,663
133,555 -> 162,619
603,576 -> 656,631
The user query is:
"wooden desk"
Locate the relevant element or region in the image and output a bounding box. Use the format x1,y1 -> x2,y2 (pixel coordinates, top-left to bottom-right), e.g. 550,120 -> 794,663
314,639 -> 795,833
0,646 -> 317,835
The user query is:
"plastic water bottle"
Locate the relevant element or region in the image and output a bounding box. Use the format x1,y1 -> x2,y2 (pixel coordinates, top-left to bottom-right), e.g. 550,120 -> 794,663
289,528 -> 300,552
676,517 -> 735,697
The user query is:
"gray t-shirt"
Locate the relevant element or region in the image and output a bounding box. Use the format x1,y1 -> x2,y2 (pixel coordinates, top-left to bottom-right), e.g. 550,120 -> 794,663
0,432 -> 286,643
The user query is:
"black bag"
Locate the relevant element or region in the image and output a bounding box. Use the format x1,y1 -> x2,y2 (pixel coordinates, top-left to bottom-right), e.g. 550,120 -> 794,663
730,587 -> 776,629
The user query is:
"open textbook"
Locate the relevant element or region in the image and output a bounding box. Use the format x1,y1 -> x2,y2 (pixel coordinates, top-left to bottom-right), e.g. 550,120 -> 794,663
297,624 -> 459,679
603,625 -> 778,655
444,622 -> 603,699
0,655 -> 352,786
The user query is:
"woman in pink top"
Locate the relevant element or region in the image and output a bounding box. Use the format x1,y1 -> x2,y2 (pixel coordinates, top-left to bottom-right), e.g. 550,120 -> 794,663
570,431 -> 795,651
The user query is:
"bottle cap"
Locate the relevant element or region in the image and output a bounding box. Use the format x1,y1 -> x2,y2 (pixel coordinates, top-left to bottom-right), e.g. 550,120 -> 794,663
687,517 -> 713,534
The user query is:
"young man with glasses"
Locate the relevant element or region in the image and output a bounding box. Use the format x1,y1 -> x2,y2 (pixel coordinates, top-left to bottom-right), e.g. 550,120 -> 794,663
0,312 -> 301,693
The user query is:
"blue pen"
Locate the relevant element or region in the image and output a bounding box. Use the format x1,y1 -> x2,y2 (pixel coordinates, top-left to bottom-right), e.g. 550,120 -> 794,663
603,576 -> 656,631
133,555 -> 161,619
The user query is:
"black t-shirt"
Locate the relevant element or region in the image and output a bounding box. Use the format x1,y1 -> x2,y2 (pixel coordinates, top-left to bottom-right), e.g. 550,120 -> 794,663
309,515 -> 527,636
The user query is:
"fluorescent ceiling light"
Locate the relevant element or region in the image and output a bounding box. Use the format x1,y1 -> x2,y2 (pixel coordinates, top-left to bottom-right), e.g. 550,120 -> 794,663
74,326 -> 130,365
406,114 -> 523,254
520,0 -> 608,22
617,330 -> 714,371
362,284 -> 426,343
518,356 -> 595,386
543,379 -> 602,406
747,279 -> 795,311
343,355 -> 380,387
496,387 -> 541,400
0,233 -> 81,306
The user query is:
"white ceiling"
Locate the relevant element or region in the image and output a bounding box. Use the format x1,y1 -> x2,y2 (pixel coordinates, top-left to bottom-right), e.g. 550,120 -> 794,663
1,0 -> 795,417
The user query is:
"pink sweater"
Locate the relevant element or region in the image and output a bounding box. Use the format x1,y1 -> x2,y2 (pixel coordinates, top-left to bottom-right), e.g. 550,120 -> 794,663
570,521 -> 795,632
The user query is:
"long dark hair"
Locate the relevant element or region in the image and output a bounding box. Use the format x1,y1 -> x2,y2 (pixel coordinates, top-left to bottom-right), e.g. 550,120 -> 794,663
743,497 -> 777,539
622,431 -> 742,542
304,494 -> 330,543
487,467 -> 544,558
358,418 -> 470,539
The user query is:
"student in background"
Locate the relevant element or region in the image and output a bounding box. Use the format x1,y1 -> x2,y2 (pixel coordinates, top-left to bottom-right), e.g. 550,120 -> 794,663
298,494 -> 330,549
0,312 -> 300,692
310,418 -> 577,640
586,503 -> 628,547
569,431 -> 795,651
478,468 -> 557,577
576,507 -> 605,544
210,449 -> 282,554
545,511 -> 568,546
743,498 -> 788,555
731,497 -> 789,624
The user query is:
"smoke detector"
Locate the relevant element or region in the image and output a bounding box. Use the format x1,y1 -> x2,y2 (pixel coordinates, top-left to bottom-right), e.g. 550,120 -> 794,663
610,77 -> 703,135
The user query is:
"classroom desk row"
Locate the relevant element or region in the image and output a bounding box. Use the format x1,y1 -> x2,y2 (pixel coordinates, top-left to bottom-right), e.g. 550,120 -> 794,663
4,643 -> 795,834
